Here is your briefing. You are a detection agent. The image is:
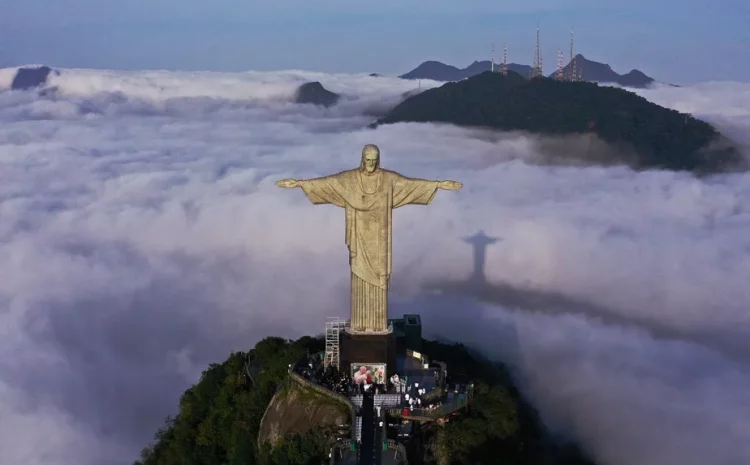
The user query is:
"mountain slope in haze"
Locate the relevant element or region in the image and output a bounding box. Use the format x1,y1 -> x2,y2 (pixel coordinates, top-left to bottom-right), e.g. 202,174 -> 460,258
552,54 -> 654,88
377,71 -> 744,174
401,55 -> 656,88
400,60 -> 531,81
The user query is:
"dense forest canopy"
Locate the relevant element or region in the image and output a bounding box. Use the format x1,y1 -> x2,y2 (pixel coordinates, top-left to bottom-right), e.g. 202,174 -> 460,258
377,71 -> 745,174
135,336 -> 596,465
134,336 -> 323,465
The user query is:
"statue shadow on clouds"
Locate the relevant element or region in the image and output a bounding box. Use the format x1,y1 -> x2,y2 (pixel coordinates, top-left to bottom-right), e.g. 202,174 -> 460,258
390,230 -> 523,368
396,230 -> 750,366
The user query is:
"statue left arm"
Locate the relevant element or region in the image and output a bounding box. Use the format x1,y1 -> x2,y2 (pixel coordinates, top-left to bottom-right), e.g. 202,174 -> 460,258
392,173 -> 462,208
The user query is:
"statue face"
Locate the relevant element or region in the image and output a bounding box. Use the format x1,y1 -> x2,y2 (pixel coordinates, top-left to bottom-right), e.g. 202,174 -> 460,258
363,151 -> 379,173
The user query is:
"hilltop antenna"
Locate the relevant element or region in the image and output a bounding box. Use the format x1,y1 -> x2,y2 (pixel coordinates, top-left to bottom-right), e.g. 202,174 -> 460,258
556,49 -> 564,80
502,41 -> 508,75
569,28 -> 583,81
530,22 -> 543,78
538,25 -> 543,76
491,42 -> 495,73
569,29 -> 576,81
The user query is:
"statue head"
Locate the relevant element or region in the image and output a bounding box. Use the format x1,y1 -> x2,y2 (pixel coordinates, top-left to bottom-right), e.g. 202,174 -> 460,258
360,144 -> 380,174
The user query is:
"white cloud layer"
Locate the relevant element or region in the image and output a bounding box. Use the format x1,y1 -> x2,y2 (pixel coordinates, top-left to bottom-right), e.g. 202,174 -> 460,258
0,67 -> 749,465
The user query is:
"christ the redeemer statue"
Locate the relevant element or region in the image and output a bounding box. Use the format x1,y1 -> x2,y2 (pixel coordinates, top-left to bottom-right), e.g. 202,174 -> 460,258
276,144 -> 462,333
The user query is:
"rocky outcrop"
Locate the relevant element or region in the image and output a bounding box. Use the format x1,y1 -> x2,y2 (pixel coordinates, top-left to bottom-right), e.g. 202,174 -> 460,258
294,81 -> 340,107
288,372 -> 355,419
258,374 -> 352,448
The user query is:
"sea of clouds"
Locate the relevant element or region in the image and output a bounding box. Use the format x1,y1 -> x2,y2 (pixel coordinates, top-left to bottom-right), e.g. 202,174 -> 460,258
0,67 -> 749,465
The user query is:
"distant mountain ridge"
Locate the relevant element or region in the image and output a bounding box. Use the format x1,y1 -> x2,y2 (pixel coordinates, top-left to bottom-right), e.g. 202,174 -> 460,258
400,54 -> 656,88
552,54 -> 655,88
400,60 -> 532,82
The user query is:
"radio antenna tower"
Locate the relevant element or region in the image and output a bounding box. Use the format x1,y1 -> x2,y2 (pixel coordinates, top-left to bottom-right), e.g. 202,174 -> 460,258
556,49 -> 564,80
569,28 -> 580,81
501,42 -> 508,75
491,42 -> 495,73
530,23 -> 543,78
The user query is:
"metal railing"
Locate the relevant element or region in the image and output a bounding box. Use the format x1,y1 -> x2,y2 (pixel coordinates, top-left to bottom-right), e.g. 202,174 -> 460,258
350,393 -> 402,408
386,439 -> 409,464
388,396 -> 470,421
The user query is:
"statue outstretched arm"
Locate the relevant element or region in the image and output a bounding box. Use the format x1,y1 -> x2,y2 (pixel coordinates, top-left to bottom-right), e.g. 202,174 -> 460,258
392,173 -> 462,208
275,178 -> 299,188
276,173 -> 348,207
438,180 -> 463,190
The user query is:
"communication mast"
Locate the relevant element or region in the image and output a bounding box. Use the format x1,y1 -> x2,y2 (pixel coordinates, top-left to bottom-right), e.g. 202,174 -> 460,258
530,23 -> 543,78
556,49 -> 564,80
501,42 -> 508,75
491,42 -> 495,73
569,29 -> 582,81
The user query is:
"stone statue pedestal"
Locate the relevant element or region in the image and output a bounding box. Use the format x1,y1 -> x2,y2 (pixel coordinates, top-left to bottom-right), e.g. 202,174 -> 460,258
340,328 -> 396,382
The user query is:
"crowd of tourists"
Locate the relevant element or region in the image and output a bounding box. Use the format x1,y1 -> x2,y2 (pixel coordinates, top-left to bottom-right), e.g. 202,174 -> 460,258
319,366 -> 351,396
293,355 -> 355,396
291,352 -> 472,418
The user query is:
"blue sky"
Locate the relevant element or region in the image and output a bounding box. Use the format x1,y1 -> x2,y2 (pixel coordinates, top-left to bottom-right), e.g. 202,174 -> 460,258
1,0 -> 748,83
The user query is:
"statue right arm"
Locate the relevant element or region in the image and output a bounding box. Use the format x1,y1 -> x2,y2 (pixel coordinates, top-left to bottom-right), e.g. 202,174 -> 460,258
438,180 -> 462,190
296,173 -> 349,208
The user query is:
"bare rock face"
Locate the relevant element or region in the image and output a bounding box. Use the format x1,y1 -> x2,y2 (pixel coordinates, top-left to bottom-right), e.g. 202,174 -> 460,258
258,383 -> 349,447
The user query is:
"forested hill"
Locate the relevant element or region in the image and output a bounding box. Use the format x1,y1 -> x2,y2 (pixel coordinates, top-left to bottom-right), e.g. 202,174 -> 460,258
376,71 -> 745,174
133,336 -> 598,465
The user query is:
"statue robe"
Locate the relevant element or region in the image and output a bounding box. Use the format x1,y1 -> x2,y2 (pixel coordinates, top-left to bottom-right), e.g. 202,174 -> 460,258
299,169 -> 439,332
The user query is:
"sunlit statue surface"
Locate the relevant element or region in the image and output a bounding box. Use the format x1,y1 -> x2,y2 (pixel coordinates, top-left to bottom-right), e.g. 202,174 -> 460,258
276,144 -> 462,333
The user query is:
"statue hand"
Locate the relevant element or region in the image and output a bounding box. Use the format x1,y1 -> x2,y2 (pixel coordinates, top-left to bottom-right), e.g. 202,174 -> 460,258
439,180 -> 462,190
275,178 -> 300,188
